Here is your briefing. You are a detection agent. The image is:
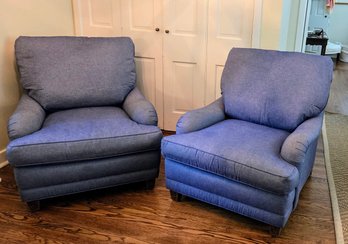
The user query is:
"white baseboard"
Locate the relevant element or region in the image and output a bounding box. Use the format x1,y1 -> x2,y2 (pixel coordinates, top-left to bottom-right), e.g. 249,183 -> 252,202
0,149 -> 8,169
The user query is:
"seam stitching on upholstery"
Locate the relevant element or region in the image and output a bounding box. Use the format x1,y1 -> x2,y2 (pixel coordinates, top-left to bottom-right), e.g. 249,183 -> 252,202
166,159 -> 293,194
13,148 -> 160,167
163,140 -> 298,180
21,168 -> 158,201
166,178 -> 292,226
10,131 -> 161,148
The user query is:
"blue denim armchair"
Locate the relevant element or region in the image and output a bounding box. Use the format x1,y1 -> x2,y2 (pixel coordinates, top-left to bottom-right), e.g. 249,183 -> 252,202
7,36 -> 162,210
162,48 -> 333,234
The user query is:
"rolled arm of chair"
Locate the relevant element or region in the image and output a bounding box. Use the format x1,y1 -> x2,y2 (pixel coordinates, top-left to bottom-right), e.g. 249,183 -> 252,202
176,97 -> 225,134
281,113 -> 324,164
8,94 -> 46,140
122,87 -> 158,126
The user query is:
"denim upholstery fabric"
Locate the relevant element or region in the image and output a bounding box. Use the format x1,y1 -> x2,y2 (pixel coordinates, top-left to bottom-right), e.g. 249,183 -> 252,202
166,160 -> 294,227
15,36 -> 136,110
162,120 -> 298,194
176,97 -> 225,134
15,151 -> 160,201
221,48 -> 333,131
123,87 -> 158,125
292,139 -> 318,209
7,107 -> 162,167
8,36 -> 162,204
280,113 -> 323,208
15,151 -> 160,190
162,48 -> 332,228
8,94 -> 45,140
281,113 -> 323,165
19,167 -> 159,202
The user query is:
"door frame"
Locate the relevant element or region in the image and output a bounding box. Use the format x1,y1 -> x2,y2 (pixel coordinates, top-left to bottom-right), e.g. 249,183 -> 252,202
72,0 -> 83,35
295,0 -> 312,52
252,0 -> 263,48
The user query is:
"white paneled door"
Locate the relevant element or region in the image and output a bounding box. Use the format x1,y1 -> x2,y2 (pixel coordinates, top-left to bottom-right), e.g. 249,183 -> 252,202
308,0 -> 329,32
162,0 -> 208,130
73,0 -> 164,128
205,0 -> 256,103
73,0 -> 122,36
121,0 -> 164,128
306,0 -> 330,54
73,0 -> 261,131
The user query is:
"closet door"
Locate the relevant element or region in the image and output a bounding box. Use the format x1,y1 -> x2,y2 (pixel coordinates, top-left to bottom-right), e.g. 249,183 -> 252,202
162,0 -> 208,131
121,0 -> 164,128
205,0 -> 256,103
73,0 -> 122,36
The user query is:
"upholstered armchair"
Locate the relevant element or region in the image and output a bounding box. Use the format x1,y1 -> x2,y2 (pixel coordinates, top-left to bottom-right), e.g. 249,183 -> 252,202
7,36 -> 162,210
162,48 -> 333,234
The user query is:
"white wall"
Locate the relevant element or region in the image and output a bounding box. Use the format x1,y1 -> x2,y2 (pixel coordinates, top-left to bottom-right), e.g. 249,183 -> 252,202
0,0 -> 75,164
260,0 -> 283,49
260,0 -> 301,51
329,3 -> 348,46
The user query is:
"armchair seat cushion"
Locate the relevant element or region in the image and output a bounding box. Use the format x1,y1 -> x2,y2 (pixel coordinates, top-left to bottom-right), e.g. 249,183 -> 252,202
7,107 -> 162,167
162,120 -> 299,194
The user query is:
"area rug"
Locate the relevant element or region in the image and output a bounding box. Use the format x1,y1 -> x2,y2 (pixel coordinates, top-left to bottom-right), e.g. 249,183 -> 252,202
323,112 -> 348,244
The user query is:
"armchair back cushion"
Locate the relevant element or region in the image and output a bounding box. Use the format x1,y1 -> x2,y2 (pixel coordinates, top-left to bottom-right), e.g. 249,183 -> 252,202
15,36 -> 136,110
221,48 -> 333,131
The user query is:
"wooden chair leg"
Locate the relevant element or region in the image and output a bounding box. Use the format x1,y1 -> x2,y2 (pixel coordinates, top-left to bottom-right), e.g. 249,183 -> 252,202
170,190 -> 183,202
27,200 -> 41,212
269,226 -> 282,237
144,179 -> 156,190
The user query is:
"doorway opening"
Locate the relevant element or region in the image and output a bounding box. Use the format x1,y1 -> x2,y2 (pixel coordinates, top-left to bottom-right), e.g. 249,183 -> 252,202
298,0 -> 348,115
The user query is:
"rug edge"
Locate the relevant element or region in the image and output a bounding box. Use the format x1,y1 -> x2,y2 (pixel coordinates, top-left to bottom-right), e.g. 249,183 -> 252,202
322,114 -> 345,244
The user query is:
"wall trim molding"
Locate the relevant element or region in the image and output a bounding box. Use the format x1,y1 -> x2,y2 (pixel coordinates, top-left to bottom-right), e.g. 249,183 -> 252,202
0,149 -> 8,169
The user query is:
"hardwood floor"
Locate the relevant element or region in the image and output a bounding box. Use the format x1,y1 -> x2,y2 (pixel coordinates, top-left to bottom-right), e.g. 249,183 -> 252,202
0,136 -> 336,243
326,61 -> 348,115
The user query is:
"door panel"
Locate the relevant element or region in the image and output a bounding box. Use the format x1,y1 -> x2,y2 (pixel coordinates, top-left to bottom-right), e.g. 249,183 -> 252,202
74,0 -> 122,36
130,0 -> 155,31
219,0 -> 244,37
173,62 -> 195,111
73,0 -> 259,131
307,0 -> 329,54
73,0 -> 163,128
309,0 -> 329,32
206,0 -> 255,102
121,0 -> 164,128
135,57 -> 156,104
214,65 -> 224,99
163,0 -> 208,131
173,0 -> 197,35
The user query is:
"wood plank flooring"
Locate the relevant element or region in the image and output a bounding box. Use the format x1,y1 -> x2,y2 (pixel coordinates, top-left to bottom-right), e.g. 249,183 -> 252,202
326,61 -> 348,115
0,136 -> 336,243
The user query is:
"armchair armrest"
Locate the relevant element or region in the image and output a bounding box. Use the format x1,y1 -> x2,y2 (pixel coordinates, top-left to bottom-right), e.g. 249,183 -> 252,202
281,113 -> 324,164
122,87 -> 158,126
8,94 -> 46,140
176,97 -> 225,134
